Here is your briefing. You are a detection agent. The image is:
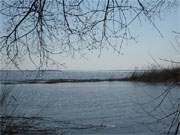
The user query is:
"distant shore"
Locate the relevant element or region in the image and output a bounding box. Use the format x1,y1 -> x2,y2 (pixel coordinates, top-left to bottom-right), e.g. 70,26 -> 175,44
1,78 -> 127,84
1,67 -> 179,84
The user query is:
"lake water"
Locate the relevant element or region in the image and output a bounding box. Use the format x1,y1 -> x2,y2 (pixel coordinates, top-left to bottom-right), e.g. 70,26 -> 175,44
0,71 -> 179,135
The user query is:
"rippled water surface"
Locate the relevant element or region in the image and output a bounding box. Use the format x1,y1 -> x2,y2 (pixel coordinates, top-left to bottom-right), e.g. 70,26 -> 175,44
2,81 -> 179,135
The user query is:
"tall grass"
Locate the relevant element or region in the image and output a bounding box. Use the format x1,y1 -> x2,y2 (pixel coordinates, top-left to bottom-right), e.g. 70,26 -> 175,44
124,66 -> 180,83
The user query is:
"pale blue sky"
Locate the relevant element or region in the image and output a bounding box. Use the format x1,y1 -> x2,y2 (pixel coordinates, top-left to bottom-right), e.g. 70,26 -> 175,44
49,4 -> 180,70
0,1 -> 180,70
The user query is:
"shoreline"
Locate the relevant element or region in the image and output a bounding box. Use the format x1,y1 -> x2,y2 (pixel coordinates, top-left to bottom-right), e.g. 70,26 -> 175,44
1,67 -> 179,84
1,78 -> 129,84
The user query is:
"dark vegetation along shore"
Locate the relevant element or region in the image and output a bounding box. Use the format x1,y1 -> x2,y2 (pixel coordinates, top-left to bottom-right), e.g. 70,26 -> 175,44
2,67 -> 180,84
124,67 -> 180,83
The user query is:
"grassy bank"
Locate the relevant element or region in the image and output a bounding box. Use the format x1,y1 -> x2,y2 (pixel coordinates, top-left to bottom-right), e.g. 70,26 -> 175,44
122,67 -> 180,83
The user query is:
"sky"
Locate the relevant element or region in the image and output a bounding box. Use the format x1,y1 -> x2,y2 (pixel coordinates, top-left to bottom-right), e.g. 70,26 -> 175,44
50,4 -> 180,70
0,1 -> 180,70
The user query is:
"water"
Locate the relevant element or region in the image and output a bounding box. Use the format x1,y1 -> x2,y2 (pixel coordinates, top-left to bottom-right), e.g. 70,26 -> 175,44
0,71 -> 180,134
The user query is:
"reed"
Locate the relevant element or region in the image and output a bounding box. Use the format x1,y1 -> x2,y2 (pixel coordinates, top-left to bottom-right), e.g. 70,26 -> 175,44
124,66 -> 180,83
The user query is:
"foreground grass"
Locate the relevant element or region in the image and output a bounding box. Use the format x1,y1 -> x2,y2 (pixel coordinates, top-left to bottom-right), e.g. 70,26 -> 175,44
122,67 -> 180,83
0,116 -> 57,135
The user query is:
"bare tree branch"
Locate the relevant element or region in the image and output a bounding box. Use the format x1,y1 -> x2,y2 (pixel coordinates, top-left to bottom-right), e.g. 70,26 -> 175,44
0,0 -> 177,68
